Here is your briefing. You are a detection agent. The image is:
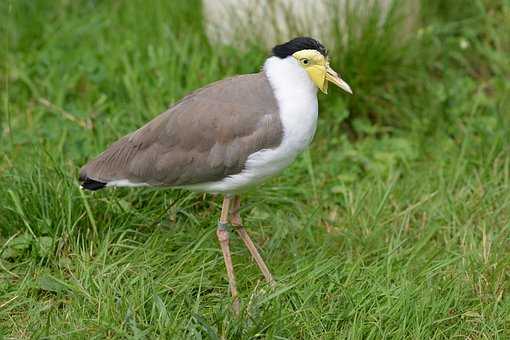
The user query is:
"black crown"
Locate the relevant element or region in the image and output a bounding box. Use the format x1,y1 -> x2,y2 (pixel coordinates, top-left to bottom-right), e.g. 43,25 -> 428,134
272,37 -> 328,59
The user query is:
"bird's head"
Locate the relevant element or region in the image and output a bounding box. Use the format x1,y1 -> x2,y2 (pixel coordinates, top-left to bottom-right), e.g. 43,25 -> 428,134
272,37 -> 352,95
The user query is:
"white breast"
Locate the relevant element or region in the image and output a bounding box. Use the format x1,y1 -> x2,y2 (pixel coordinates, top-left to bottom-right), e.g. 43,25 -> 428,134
185,56 -> 318,193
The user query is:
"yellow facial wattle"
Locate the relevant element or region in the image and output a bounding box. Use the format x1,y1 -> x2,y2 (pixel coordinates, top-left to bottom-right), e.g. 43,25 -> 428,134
306,64 -> 328,93
292,49 -> 353,95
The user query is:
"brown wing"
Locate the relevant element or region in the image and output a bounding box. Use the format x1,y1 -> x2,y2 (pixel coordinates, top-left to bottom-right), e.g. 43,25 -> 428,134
79,72 -> 283,187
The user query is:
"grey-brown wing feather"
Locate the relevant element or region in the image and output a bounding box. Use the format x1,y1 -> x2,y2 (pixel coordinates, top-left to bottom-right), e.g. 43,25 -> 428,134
80,72 -> 282,186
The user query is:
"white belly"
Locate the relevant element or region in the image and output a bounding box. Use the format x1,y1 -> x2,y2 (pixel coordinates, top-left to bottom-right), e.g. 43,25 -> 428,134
184,56 -> 318,194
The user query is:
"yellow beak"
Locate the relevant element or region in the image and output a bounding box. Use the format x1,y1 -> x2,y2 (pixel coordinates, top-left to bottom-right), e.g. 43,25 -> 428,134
306,63 -> 352,95
324,64 -> 353,95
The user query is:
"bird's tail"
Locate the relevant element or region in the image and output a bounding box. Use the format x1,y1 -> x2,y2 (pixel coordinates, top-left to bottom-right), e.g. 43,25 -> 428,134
79,167 -> 107,191
80,177 -> 107,191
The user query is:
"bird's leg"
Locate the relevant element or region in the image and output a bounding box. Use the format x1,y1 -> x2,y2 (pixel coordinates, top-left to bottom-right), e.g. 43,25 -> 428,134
216,196 -> 240,314
231,195 -> 275,286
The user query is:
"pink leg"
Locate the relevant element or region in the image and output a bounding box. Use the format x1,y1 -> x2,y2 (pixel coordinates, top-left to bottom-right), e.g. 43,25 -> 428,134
216,196 -> 240,314
231,195 -> 275,286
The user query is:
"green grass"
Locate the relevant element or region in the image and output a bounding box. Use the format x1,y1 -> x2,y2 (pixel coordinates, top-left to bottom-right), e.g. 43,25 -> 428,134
1,0 -> 510,338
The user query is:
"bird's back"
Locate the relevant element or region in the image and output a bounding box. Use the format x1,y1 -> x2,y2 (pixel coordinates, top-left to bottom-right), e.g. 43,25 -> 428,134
80,72 -> 283,189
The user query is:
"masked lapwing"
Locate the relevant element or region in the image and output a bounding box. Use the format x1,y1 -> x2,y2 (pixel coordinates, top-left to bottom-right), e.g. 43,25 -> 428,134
80,37 -> 352,313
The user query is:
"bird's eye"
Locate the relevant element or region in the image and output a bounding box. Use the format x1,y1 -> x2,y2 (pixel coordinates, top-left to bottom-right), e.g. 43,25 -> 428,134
302,59 -> 309,65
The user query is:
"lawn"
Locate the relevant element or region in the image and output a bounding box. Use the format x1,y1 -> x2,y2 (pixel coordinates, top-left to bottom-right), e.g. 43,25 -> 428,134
1,0 -> 509,338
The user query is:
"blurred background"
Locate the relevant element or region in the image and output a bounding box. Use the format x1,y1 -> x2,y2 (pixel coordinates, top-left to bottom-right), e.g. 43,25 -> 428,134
1,0 -> 509,338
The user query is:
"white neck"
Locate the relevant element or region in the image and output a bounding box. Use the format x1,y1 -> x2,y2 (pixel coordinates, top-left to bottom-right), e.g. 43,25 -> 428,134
262,56 -> 319,155
263,56 -> 317,97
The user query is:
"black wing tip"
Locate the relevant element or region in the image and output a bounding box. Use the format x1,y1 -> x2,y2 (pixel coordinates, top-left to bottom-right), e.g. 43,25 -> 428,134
81,177 -> 107,191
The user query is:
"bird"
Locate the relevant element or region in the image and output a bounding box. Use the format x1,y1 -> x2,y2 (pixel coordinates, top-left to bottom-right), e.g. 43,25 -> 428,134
79,37 -> 352,313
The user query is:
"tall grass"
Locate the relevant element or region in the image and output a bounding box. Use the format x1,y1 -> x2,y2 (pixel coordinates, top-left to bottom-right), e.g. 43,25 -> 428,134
1,0 -> 509,338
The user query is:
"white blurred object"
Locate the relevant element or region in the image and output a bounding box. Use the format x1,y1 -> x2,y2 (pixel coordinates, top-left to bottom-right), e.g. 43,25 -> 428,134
203,0 -> 419,48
